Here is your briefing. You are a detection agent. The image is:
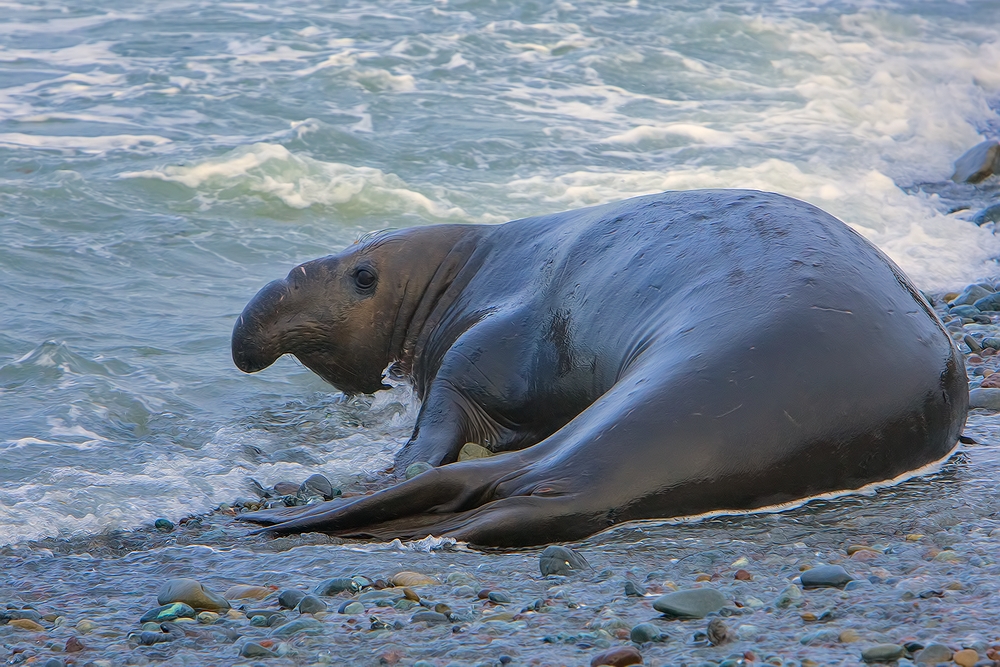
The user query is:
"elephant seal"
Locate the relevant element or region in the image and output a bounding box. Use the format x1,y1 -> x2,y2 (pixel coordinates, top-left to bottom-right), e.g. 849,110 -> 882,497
232,189 -> 968,547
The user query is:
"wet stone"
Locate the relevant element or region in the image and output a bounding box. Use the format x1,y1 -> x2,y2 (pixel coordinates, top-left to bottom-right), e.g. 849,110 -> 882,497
153,518 -> 174,533
624,581 -> 646,597
973,202 -> 1000,226
411,610 -> 450,624
458,442 -> 492,460
75,619 -> 97,633
590,645 -> 644,667
953,650 -> 979,667
314,577 -> 360,596
973,293 -> 1000,312
298,473 -> 336,500
951,139 -> 1000,183
224,584 -> 272,600
390,571 -> 439,587
539,545 -> 590,576
272,481 -> 299,495
488,591 -> 511,604
9,618 -> 45,631
774,584 -> 803,608
240,642 -> 277,658
970,388 -> 1000,410
652,588 -> 727,618
915,643 -> 953,665
250,614 -> 268,627
196,611 -> 219,624
862,645 -> 906,663
949,285 -> 993,307
951,305 -> 982,318
270,617 -> 322,637
800,565 -> 852,588
139,602 -> 196,624
157,578 -> 231,612
296,595 -> 327,614
405,462 -> 433,479
338,601 -> 364,615
278,589 -> 307,608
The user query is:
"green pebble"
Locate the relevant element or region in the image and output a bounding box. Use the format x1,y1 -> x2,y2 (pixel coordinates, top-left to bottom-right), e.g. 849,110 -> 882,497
630,622 -> 663,643
250,614 -> 269,627
339,601 -> 364,615
862,644 -> 906,663
139,602 -> 195,624
405,461 -> 433,479
153,518 -> 174,532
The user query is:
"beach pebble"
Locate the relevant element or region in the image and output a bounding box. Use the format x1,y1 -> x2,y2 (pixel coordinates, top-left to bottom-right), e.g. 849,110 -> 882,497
297,595 -> 327,614
652,588 -> 727,618
773,584 -> 803,608
624,581 -> 646,597
405,462 -> 433,479
270,617 -> 322,637
277,590 -> 307,609
411,610 -> 450,624
707,618 -> 729,645
953,649 -> 979,667
9,618 -> 45,631
737,624 -> 760,641
240,641 -> 277,658
951,139 -> 1000,183
973,202 -> 1000,226
272,481 -> 299,495
973,293 -> 1000,312
458,442 -> 492,460
539,545 -> 589,576
915,643 -> 953,664
949,285 -> 993,307
196,611 -> 219,624
75,619 -> 97,633
314,577 -> 360,596
488,591 -> 511,604
390,571 -> 439,587
139,602 -> 196,624
629,622 -> 663,643
224,584 -> 272,600
862,644 -> 906,662
153,518 -> 174,532
339,601 -> 365,615
970,388 -> 1000,410
840,629 -> 861,643
590,646 -> 644,666
298,473 -> 336,500
157,578 -> 231,611
800,565 -> 852,588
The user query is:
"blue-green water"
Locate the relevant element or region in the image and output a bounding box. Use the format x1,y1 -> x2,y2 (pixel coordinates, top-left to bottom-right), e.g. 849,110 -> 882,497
2,0 -> 999,545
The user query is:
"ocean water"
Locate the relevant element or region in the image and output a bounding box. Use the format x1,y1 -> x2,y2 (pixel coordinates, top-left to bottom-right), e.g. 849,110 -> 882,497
1,0 -> 999,546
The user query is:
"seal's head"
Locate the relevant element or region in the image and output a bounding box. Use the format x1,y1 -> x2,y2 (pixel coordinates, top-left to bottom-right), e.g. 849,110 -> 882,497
232,225 -> 476,394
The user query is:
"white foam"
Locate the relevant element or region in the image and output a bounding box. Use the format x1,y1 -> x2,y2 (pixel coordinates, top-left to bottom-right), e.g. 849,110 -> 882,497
0,132 -> 170,154
120,143 -> 475,220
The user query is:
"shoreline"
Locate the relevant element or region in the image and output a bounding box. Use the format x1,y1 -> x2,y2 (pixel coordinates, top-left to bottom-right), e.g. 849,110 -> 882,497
2,294 -> 1000,667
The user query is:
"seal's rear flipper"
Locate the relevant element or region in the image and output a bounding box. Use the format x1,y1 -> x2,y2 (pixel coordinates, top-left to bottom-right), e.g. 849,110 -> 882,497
959,435 -> 978,445
237,499 -> 349,525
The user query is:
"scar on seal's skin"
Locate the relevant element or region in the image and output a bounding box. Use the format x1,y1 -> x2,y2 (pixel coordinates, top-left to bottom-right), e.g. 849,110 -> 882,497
231,189 -> 968,547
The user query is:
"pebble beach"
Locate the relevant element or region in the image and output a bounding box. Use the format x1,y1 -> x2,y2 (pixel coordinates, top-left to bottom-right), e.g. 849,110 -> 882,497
2,295 -> 1000,667
3,1 -> 1000,665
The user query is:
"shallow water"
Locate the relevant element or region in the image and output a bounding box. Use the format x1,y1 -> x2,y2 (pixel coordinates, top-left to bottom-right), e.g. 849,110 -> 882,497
1,0 -> 999,557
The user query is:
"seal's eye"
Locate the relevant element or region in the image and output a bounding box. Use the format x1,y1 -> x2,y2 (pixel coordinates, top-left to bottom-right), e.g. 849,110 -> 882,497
354,267 -> 377,290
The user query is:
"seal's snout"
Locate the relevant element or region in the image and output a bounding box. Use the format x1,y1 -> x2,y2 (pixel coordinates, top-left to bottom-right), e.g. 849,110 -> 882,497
232,279 -> 288,373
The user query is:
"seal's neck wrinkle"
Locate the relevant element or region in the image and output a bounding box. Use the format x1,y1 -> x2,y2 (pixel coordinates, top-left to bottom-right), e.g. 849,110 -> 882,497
390,226 -> 489,397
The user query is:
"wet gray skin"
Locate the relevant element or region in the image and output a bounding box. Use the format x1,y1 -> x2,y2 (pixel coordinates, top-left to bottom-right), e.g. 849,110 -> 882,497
232,190 -> 968,547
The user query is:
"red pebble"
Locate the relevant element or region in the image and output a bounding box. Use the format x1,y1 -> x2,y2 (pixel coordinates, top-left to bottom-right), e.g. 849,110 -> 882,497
744,651 -> 757,662
65,637 -> 85,653
590,646 -> 643,667
981,373 -> 1000,388
734,569 -> 752,580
